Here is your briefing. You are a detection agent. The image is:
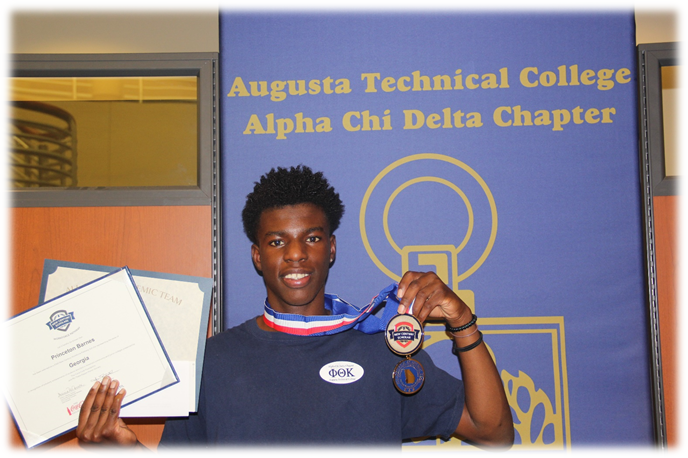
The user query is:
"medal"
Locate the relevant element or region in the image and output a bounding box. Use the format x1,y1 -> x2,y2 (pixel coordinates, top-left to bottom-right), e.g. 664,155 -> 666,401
385,313 -> 424,355
392,357 -> 425,394
385,312 -> 425,394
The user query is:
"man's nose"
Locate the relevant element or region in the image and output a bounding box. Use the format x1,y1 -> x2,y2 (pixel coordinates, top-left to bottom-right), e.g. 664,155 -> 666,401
284,241 -> 307,262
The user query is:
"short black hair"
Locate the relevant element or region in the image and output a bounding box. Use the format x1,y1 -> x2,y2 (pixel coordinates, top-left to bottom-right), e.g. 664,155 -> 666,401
242,165 -> 345,245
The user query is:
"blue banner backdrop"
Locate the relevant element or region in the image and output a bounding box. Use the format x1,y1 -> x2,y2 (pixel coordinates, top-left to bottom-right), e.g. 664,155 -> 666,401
219,12 -> 653,448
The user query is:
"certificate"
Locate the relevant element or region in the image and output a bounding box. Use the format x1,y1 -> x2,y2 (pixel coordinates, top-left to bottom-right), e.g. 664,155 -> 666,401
38,259 -> 213,416
3,268 -> 178,448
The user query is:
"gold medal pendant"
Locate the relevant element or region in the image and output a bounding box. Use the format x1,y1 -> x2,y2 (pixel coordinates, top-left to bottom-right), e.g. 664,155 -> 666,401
385,313 -> 425,394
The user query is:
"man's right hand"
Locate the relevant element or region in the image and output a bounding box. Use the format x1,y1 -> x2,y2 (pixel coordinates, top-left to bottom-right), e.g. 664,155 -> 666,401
75,376 -> 139,447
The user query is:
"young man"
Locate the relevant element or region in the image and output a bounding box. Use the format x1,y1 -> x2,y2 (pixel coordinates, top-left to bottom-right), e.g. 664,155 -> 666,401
76,165 -> 513,447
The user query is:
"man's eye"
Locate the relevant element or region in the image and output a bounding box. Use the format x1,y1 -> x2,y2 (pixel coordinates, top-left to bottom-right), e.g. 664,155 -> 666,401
268,240 -> 284,247
307,236 -> 322,243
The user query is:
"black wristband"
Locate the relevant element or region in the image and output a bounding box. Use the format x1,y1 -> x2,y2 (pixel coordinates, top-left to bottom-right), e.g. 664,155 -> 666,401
445,314 -> 477,333
451,331 -> 483,354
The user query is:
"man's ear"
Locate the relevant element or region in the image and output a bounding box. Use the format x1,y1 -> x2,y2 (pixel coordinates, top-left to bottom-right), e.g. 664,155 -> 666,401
251,244 -> 262,273
329,234 -> 337,266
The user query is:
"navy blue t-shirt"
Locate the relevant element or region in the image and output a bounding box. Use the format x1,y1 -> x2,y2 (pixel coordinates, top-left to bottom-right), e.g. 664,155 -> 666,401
159,317 -> 464,446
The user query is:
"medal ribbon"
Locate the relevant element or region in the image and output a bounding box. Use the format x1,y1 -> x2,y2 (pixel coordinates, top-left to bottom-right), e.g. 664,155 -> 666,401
262,283 -> 401,336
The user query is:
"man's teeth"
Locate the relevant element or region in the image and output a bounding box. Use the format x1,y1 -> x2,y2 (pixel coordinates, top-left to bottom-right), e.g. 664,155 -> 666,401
285,273 -> 309,280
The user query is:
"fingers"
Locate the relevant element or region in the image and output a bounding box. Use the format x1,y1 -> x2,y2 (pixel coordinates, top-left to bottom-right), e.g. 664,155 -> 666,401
77,376 -> 112,442
100,387 -> 130,444
93,379 -> 122,440
76,379 -> 101,440
76,376 -> 125,444
397,271 -> 466,323
396,271 -> 423,311
397,272 -> 439,320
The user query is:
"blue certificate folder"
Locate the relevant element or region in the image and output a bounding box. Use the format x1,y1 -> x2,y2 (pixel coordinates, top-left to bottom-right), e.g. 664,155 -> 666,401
6,267 -> 179,448
39,259 -> 213,414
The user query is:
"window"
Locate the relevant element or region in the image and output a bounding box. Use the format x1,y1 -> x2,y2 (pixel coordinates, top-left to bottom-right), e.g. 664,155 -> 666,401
638,43 -> 679,196
9,53 -> 217,206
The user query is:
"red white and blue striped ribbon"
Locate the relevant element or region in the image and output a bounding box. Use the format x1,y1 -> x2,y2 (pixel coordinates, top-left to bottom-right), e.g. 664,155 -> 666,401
262,283 -> 400,336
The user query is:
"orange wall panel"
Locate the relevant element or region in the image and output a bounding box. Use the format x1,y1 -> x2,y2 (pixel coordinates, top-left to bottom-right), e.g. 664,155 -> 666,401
652,196 -> 678,447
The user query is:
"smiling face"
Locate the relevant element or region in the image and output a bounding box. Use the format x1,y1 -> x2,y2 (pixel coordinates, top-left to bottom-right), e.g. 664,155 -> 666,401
251,203 -> 336,315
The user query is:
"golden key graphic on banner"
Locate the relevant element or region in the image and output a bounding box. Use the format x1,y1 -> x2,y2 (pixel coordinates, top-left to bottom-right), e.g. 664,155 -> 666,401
360,154 -> 571,449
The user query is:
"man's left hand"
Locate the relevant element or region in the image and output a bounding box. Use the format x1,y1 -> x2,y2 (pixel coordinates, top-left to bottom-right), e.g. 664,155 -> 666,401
396,271 -> 470,327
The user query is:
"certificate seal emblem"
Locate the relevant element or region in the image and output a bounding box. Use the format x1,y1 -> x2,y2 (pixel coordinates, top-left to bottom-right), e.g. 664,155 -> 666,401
46,310 -> 75,332
392,358 -> 425,394
385,313 -> 424,356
